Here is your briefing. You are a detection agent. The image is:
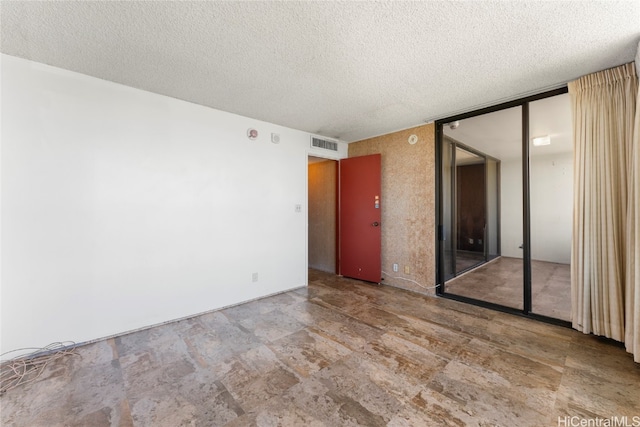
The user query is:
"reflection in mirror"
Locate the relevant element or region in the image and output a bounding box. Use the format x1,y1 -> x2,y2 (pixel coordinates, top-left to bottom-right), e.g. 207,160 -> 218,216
442,106 -> 523,310
529,93 -> 572,321
439,93 -> 572,322
442,139 -> 454,281
454,147 -> 486,275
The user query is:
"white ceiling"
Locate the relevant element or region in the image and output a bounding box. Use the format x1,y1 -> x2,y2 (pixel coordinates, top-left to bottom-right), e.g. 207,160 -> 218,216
1,1 -> 638,142
444,93 -> 573,161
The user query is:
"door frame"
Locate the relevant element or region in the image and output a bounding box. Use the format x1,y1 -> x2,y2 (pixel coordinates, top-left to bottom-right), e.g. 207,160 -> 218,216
435,87 -> 571,327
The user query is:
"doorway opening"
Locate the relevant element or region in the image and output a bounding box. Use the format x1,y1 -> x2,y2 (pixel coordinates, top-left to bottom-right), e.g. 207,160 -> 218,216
308,156 -> 338,274
307,153 -> 383,283
442,142 -> 500,281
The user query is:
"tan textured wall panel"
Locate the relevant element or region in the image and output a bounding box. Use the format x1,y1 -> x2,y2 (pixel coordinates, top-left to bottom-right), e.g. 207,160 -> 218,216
349,124 -> 436,295
308,160 -> 337,273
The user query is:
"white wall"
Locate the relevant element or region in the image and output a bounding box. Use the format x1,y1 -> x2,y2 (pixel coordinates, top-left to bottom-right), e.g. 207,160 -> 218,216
500,152 -> 572,263
530,151 -> 572,263
0,55 -> 347,354
486,159 -> 499,257
500,159 -> 524,258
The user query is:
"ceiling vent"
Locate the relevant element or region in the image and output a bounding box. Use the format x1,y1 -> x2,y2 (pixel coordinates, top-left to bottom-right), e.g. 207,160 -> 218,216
311,137 -> 338,151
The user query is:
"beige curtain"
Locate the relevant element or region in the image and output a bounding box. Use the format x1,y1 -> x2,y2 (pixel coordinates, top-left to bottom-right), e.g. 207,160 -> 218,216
626,50 -> 640,363
569,62 -> 639,361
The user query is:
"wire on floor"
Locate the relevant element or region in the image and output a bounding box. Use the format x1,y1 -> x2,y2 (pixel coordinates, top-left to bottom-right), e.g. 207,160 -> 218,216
381,270 -> 441,290
0,342 -> 78,395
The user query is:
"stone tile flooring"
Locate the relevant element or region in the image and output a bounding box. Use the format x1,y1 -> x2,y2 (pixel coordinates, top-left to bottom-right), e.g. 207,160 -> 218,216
445,257 -> 572,321
2,269 -> 639,426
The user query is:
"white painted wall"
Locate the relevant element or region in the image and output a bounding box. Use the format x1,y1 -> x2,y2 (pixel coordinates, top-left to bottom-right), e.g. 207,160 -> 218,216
0,55 -> 347,354
530,151 -> 572,264
500,159 -> 524,258
486,159 -> 499,257
500,152 -> 572,263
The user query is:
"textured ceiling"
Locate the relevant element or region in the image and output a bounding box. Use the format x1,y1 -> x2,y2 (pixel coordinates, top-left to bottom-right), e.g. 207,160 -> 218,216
1,1 -> 638,142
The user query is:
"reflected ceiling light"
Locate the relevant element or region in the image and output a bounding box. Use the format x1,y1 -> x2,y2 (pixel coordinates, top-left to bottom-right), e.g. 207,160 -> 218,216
447,121 -> 460,130
532,135 -> 551,146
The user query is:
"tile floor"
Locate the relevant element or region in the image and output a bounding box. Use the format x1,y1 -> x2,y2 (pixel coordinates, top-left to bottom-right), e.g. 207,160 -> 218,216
444,257 -> 572,321
1,269 -> 638,426
444,250 -> 487,275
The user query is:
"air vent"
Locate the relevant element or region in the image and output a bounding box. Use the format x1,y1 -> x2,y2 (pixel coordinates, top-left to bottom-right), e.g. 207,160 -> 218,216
311,137 -> 338,151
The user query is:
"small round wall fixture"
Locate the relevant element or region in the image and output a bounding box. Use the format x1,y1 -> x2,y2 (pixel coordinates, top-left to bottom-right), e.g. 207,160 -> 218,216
408,134 -> 418,145
247,128 -> 258,140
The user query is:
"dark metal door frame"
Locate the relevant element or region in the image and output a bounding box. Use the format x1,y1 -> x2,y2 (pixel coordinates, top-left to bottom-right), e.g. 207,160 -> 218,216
435,87 -> 570,327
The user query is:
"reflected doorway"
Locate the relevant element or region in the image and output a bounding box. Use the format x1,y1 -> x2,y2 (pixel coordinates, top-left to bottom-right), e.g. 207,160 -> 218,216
443,143 -> 500,281
456,148 -> 486,274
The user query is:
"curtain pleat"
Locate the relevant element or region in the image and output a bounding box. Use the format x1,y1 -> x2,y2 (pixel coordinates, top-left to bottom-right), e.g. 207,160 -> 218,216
625,59 -> 640,362
569,62 -> 638,352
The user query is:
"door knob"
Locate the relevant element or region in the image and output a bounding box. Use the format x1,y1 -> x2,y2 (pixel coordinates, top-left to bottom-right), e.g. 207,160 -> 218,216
372,222 -> 380,227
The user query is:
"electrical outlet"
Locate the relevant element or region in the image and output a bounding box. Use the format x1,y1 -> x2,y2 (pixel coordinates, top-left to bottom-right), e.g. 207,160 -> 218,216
404,265 -> 410,274
295,204 -> 302,213
392,263 -> 398,272
252,272 -> 258,282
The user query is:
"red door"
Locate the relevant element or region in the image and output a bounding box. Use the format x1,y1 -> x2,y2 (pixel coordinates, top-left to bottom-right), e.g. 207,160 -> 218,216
339,154 -> 381,283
